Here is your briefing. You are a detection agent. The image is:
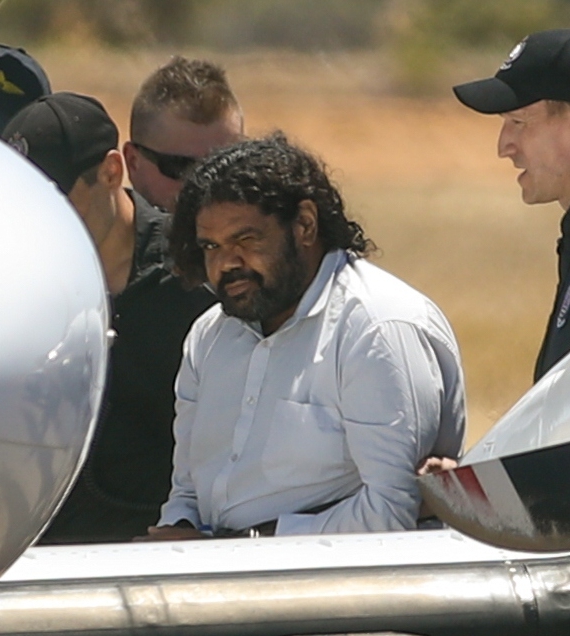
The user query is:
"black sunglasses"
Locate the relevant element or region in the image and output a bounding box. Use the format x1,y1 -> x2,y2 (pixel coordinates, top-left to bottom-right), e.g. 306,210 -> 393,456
132,142 -> 199,180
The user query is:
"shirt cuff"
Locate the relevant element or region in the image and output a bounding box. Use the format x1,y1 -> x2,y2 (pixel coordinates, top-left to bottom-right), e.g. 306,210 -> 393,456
159,501 -> 201,529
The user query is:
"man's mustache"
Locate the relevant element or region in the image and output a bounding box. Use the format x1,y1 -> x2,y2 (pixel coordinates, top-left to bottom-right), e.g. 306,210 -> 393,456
218,269 -> 263,293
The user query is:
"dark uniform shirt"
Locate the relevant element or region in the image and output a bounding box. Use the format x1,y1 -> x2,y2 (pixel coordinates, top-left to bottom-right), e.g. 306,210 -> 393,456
534,208 -> 570,381
40,190 -> 215,543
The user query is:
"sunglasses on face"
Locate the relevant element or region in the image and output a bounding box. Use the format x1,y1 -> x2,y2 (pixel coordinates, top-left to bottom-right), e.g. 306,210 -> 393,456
132,142 -> 199,180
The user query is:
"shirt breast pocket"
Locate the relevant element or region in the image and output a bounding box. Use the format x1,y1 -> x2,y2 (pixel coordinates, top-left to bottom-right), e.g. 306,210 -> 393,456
262,399 -> 348,488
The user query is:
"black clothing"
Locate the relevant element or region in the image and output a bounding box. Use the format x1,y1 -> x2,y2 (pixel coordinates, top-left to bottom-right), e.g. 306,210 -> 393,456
534,208 -> 570,381
40,190 -> 215,543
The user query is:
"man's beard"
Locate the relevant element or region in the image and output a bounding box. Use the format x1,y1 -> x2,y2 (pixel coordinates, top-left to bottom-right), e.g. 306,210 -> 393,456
216,229 -> 308,325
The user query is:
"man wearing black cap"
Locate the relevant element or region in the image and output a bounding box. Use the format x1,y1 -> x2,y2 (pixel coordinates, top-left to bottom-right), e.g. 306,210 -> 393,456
454,29 -> 570,381
2,92 -> 215,542
0,44 -> 50,132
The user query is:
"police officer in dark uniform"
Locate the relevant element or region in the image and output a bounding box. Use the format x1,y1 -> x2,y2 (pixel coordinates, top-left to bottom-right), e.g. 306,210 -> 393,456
2,92 -> 215,542
453,29 -> 570,381
534,210 -> 570,380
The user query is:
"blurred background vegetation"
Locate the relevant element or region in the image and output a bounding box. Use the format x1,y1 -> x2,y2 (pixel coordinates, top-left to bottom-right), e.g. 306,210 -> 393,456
1,0 -> 570,94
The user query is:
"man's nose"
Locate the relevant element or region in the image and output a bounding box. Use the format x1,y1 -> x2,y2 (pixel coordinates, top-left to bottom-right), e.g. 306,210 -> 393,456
218,243 -> 245,272
498,122 -> 515,158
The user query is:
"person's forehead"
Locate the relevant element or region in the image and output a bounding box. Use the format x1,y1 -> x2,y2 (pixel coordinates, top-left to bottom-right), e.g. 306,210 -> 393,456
196,202 -> 275,236
143,108 -> 242,157
501,101 -> 549,119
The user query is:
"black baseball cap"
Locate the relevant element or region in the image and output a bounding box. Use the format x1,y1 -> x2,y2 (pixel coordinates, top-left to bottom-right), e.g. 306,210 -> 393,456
1,91 -> 119,194
453,29 -> 570,114
0,45 -> 51,132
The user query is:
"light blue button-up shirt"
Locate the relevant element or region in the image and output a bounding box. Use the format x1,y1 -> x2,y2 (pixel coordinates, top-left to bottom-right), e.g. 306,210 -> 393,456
160,250 -> 465,535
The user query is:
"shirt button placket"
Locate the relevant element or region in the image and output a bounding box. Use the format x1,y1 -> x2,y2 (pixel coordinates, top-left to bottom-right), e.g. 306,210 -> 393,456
212,338 -> 271,527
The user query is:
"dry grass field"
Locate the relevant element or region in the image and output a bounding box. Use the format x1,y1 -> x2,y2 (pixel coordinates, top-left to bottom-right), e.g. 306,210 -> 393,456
39,44 -> 564,449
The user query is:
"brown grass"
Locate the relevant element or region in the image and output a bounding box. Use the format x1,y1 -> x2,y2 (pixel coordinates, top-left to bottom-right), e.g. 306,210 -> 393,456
39,45 -> 564,448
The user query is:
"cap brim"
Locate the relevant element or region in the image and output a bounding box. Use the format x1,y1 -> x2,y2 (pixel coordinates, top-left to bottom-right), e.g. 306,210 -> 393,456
453,77 -> 528,114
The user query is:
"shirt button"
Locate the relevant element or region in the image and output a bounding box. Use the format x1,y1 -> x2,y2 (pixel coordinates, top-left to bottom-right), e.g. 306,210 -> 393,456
247,396 -> 256,405
230,453 -> 238,462
262,340 -> 271,348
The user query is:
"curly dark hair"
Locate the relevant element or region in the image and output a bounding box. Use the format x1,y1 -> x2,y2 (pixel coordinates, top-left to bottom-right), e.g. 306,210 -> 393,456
170,131 -> 375,285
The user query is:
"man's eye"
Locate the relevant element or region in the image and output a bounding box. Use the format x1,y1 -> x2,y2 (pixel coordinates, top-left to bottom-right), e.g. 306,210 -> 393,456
200,243 -> 217,251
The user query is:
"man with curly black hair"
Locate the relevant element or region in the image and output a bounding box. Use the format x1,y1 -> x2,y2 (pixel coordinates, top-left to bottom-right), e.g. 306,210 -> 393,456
140,132 -> 465,539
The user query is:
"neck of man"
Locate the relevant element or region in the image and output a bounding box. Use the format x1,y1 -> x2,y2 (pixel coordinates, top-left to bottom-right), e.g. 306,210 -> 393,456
98,189 -> 136,296
261,304 -> 298,337
260,245 -> 326,337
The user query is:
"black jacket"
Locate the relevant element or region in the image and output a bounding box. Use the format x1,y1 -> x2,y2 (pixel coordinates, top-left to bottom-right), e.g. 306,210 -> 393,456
534,208 -> 570,381
40,191 -> 215,543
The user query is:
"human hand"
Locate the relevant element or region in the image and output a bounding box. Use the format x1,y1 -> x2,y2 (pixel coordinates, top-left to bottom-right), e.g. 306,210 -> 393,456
416,456 -> 458,476
133,524 -> 207,542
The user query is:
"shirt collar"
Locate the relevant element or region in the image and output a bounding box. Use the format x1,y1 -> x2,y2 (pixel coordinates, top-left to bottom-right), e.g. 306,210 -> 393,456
126,188 -> 169,285
292,249 -> 347,321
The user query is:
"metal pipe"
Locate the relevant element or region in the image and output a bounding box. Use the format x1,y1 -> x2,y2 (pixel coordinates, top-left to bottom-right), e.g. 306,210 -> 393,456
0,557 -> 569,635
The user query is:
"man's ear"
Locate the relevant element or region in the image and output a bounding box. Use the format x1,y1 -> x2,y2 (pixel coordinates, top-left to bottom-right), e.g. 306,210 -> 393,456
98,149 -> 124,190
294,199 -> 319,247
122,141 -> 139,178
